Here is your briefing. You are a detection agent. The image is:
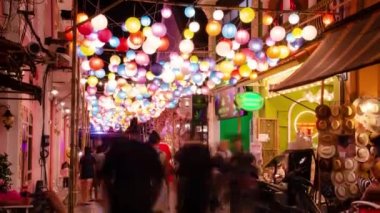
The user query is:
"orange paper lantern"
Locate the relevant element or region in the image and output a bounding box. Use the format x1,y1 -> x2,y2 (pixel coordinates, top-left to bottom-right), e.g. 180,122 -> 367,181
233,52 -> 247,66
89,57 -> 104,70
206,20 -> 221,36
266,46 -> 280,59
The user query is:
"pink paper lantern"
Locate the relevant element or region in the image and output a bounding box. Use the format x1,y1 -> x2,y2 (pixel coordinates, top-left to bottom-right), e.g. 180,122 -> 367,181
235,29 -> 250,45
151,23 -> 167,37
98,28 -> 112,43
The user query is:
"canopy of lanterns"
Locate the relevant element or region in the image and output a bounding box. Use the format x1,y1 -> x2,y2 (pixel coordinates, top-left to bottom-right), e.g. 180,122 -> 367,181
66,6 -> 322,132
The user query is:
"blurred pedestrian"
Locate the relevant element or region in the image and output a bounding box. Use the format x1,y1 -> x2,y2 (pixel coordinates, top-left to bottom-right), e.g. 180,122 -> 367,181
93,146 -> 105,200
79,147 -> 96,204
216,141 -> 232,162
175,139 -> 212,213
102,118 -> 164,213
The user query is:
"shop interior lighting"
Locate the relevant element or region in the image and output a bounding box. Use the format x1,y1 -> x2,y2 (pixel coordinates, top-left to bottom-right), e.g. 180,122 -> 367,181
50,88 -> 59,96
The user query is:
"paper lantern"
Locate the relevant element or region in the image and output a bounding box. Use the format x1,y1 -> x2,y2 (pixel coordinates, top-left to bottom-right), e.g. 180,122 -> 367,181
127,37 -> 142,50
266,46 -> 280,59
87,86 -> 97,95
162,70 -> 176,83
288,13 -> 300,25
110,55 -> 121,65
247,58 -> 257,70
179,39 -> 194,54
233,52 -> 247,66
157,36 -> 170,51
239,7 -> 255,23
98,28 -> 112,43
220,60 -> 234,74
292,27 -> 303,38
184,6 -> 195,18
109,36 -> 120,48
183,29 -> 194,39
215,40 -> 232,57
189,55 -> 199,63
265,37 -> 275,46
89,57 -> 104,70
231,69 -> 241,80
142,41 -> 156,55
78,21 -> 93,35
91,14 -> 108,31
116,37 -> 128,52
263,14 -> 273,25
239,64 -> 251,77
235,29 -> 250,45
125,17 -> 141,33
161,7 -> 172,19
286,33 -> 296,43
126,50 -> 136,60
213,10 -> 224,20
64,26 -> 73,41
108,72 -> 116,80
250,72 -> 258,80
79,45 -> 95,56
81,60 -> 91,71
232,40 -> 240,50
323,14 -> 334,26
189,21 -> 200,32
222,23 -> 237,39
235,92 -> 264,111
206,20 -> 221,36
151,23 -> 167,37
151,63 -> 163,76
95,69 -> 106,78
130,31 -> 145,45
302,25 -> 318,41
229,77 -> 238,85
141,16 -> 151,27
77,13 -> 89,23
248,38 -> 263,52
87,76 -> 98,87
270,26 -> 286,41
278,45 -> 290,59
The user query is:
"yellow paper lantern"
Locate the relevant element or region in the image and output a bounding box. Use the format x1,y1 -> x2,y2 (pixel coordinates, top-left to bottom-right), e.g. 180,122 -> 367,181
263,14 -> 273,26
239,64 -> 252,77
190,55 -> 199,63
125,17 -> 141,33
183,29 -> 194,39
146,71 -> 155,81
239,7 -> 255,23
292,27 -> 303,38
278,45 -> 290,59
206,20 -> 221,36
250,72 -> 258,80
80,45 -> 95,56
222,72 -> 231,81
87,76 -> 98,87
266,46 -> 280,59
77,13 -> 89,23
175,72 -> 185,81
220,60 -> 234,74
108,72 -> 116,80
233,52 -> 247,66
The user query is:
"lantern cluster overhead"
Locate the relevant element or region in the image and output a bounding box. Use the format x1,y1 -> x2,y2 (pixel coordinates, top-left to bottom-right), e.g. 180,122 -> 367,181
66,5 -> 326,132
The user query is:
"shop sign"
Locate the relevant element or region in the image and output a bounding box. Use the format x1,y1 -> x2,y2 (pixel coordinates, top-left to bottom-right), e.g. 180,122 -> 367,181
235,92 -> 264,111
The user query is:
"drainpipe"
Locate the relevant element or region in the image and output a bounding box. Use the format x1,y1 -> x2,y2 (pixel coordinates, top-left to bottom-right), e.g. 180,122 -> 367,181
49,98 -> 55,190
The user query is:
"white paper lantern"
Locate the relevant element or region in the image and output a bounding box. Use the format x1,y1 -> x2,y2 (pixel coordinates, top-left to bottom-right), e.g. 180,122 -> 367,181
81,60 -> 91,71
161,7 -> 172,19
142,41 -> 157,55
179,39 -> 194,54
270,26 -> 286,42
91,14 -> 108,31
302,25 -> 318,41
288,13 -> 300,25
189,21 -> 200,33
213,10 -> 224,21
232,40 -> 240,50
161,70 -> 176,83
215,40 -> 232,57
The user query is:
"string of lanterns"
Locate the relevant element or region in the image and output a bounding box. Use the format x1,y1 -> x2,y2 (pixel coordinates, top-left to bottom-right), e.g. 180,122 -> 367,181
65,5 -> 330,132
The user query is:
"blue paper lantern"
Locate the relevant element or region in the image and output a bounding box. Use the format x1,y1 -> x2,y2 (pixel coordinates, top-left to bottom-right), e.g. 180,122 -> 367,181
109,36 -> 120,48
126,50 -> 136,60
117,64 -> 126,76
117,90 -> 127,99
184,6 -> 195,18
151,63 -> 163,76
222,23 -> 237,39
141,16 -> 151,27
94,69 -> 106,78
286,33 -> 296,43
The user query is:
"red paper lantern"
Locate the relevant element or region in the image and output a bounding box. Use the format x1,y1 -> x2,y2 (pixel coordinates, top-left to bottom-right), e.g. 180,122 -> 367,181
116,37 -> 129,52
64,26 -> 73,41
78,21 -> 93,35
231,69 -> 241,80
89,57 -> 104,70
98,28 -> 112,43
129,31 -> 145,46
158,36 -> 170,51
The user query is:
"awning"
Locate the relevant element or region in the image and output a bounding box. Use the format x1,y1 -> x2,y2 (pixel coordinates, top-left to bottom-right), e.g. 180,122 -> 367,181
271,3 -> 380,92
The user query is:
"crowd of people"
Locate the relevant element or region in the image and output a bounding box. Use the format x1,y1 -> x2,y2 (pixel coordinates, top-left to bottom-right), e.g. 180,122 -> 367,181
63,118 -> 380,213
72,118 -> 260,213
